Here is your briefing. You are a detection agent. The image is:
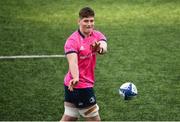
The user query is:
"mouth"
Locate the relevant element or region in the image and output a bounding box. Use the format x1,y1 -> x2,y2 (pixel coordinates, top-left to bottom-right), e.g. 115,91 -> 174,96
86,26 -> 93,30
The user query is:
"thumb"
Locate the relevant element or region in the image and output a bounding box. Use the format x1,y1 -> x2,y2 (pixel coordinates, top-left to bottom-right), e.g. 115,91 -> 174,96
68,79 -> 78,91
68,79 -> 73,91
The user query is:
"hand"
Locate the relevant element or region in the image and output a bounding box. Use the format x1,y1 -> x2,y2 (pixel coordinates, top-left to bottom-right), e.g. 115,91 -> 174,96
97,48 -> 104,54
91,41 -> 101,53
68,78 -> 79,91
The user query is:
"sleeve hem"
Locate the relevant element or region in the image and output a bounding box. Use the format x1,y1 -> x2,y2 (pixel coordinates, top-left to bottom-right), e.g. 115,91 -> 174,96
65,51 -> 78,55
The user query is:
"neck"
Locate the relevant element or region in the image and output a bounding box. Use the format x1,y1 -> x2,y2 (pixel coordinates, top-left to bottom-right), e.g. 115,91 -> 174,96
79,28 -> 91,37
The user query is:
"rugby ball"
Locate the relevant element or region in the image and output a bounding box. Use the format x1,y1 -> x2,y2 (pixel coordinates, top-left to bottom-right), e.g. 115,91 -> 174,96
119,82 -> 138,100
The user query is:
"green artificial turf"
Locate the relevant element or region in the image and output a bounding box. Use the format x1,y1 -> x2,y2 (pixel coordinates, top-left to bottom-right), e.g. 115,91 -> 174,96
0,0 -> 180,121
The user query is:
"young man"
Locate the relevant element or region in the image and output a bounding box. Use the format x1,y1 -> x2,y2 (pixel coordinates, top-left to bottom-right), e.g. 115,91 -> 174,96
60,7 -> 107,121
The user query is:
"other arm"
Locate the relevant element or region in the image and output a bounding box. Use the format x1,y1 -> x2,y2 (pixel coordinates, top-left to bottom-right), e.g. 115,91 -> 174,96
66,53 -> 79,91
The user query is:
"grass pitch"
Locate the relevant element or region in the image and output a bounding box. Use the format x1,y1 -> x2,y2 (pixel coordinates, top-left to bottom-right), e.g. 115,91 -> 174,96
0,0 -> 180,121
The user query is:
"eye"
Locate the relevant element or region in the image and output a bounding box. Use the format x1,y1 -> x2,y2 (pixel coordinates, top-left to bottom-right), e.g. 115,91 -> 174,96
90,20 -> 94,23
84,20 -> 89,23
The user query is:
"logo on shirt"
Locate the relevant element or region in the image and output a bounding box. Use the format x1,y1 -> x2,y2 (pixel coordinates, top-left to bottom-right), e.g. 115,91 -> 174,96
80,46 -> 85,51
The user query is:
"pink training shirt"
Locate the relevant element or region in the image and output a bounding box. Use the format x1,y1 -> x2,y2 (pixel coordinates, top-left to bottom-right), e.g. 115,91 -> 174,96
64,29 -> 107,88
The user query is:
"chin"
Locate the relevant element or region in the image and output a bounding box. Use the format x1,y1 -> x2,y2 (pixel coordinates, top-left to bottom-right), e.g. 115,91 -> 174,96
86,29 -> 93,33
84,30 -> 90,34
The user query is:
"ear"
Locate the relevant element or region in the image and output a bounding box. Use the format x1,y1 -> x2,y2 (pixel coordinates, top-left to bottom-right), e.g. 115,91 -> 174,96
77,18 -> 81,25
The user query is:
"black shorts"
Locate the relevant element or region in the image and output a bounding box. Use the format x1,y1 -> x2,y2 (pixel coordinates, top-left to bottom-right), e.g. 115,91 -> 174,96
64,85 -> 97,108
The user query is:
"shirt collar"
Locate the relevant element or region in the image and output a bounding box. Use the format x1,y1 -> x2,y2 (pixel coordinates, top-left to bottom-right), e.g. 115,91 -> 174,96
78,29 -> 93,39
78,29 -> 85,38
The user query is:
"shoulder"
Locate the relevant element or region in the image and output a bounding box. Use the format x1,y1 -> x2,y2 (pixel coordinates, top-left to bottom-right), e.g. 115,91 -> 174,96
67,30 -> 79,41
93,30 -> 107,41
93,30 -> 104,35
64,30 -> 80,48
93,30 -> 106,38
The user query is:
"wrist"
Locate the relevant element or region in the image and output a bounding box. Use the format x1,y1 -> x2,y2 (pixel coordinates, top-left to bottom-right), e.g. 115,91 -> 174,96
73,77 -> 79,81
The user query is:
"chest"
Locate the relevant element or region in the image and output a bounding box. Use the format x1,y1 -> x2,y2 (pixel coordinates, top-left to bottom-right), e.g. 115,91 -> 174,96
78,36 -> 96,58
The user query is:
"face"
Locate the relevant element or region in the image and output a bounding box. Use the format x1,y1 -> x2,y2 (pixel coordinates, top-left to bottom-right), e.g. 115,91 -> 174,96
78,17 -> 95,36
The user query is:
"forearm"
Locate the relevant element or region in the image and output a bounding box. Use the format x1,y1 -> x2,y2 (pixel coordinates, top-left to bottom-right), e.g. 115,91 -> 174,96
66,53 -> 79,81
69,62 -> 79,80
66,53 -> 79,91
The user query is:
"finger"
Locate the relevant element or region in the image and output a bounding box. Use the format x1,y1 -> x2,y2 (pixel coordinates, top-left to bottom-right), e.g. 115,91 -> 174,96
95,42 -> 100,47
68,80 -> 74,91
70,86 -> 73,91
94,42 -> 100,51
73,80 -> 78,85
98,48 -> 104,54
91,44 -> 96,52
97,42 -> 100,47
69,79 -> 73,85
68,85 -> 74,91
91,43 -> 95,47
100,48 -> 103,53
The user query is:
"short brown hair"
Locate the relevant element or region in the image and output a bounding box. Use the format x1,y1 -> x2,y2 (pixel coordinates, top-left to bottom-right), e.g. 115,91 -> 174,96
79,7 -> 95,19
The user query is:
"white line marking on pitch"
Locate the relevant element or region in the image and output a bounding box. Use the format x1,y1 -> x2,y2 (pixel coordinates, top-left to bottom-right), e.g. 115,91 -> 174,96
0,55 -> 65,59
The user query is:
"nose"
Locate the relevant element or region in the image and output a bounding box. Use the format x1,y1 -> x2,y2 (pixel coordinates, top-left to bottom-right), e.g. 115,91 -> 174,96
87,21 -> 91,26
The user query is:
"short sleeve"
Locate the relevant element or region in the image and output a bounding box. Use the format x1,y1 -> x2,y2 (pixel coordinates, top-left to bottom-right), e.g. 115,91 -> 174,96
64,38 -> 78,55
96,31 -> 107,42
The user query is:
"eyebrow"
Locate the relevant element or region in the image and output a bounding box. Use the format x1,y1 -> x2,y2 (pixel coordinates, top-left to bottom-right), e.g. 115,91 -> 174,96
83,19 -> 94,21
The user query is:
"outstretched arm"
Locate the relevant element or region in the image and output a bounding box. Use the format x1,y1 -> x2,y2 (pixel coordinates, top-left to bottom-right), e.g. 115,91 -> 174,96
91,41 -> 107,54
